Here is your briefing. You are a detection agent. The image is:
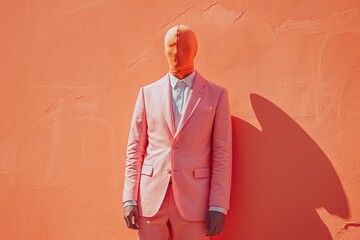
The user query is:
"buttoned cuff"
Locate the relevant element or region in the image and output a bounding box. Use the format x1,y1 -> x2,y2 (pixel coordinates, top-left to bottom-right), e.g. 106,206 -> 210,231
123,200 -> 137,207
209,206 -> 228,215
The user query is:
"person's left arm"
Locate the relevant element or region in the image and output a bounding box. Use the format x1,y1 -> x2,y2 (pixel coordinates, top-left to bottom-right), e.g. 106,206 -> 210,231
206,88 -> 232,236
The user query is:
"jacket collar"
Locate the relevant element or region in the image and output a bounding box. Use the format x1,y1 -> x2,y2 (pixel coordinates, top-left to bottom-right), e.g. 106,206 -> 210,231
158,70 -> 205,139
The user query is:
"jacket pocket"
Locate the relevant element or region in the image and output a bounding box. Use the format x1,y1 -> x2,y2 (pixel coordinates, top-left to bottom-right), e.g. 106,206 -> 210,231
141,164 -> 153,176
193,167 -> 211,178
192,108 -> 213,116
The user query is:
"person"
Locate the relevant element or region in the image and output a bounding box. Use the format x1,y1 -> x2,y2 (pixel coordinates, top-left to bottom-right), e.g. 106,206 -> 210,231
122,24 -> 232,240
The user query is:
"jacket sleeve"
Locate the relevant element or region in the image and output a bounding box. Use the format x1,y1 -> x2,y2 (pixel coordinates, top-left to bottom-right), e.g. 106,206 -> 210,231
122,87 -> 148,203
209,88 -> 232,210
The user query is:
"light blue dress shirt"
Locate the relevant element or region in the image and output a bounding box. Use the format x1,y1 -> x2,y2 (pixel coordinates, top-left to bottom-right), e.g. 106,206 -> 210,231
124,70 -> 228,215
169,70 -> 195,130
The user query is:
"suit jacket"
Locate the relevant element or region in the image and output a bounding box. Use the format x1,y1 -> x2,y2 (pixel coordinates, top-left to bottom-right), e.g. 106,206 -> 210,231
122,71 -> 232,221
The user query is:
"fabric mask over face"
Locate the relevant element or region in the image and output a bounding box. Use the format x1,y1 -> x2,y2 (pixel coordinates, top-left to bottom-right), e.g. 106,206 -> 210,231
164,24 -> 198,79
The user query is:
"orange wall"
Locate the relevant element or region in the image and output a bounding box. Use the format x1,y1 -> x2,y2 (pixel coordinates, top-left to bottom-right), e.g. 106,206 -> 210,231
1,0 -> 360,239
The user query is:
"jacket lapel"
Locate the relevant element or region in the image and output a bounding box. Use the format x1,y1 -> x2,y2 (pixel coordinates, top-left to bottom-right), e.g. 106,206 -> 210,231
158,74 -> 176,137
174,71 -> 205,139
158,71 -> 206,140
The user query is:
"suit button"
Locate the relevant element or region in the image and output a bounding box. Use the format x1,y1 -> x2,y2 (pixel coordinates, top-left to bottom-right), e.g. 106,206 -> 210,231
167,168 -> 171,174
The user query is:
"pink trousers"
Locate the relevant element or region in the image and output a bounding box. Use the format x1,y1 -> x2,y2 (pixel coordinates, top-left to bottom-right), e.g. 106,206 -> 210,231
137,184 -> 209,240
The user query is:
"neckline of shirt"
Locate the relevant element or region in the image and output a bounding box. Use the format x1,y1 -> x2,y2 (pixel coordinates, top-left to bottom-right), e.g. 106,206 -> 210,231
168,70 -> 196,89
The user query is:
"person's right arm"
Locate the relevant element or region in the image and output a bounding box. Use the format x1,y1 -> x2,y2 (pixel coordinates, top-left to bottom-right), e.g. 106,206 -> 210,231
122,87 -> 148,229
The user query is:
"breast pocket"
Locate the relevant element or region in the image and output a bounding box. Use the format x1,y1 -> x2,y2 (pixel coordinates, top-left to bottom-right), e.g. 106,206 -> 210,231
192,107 -> 213,116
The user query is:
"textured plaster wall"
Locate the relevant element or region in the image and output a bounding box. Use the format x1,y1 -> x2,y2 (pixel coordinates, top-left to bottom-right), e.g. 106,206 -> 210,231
1,0 -> 360,239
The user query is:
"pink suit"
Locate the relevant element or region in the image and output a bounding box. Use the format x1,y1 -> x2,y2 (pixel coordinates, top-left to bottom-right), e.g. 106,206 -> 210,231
122,70 -> 232,222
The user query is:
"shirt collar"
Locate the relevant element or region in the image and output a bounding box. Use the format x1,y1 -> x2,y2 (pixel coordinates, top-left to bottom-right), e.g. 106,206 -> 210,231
168,70 -> 196,89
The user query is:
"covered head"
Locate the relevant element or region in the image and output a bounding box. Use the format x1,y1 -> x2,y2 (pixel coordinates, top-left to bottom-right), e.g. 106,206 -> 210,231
164,24 -> 198,79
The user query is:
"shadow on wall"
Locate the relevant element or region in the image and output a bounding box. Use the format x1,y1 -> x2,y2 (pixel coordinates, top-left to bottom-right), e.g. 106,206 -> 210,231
212,93 -> 349,240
